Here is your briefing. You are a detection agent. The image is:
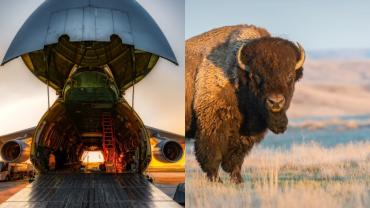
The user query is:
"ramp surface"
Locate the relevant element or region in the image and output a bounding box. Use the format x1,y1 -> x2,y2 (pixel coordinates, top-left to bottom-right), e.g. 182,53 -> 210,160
0,173 -> 181,208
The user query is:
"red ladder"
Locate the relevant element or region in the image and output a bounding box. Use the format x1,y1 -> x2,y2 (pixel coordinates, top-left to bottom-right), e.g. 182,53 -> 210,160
101,112 -> 117,173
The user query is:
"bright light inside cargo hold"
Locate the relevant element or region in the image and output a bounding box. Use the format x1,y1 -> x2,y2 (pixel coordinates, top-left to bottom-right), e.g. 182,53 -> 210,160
81,151 -> 104,163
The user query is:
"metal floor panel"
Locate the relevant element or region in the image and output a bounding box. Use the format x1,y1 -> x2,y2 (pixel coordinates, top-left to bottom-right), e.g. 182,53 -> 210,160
0,173 -> 181,208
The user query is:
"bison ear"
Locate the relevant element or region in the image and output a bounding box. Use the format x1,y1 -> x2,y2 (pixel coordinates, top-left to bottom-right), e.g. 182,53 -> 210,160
237,43 -> 250,73
295,67 -> 304,81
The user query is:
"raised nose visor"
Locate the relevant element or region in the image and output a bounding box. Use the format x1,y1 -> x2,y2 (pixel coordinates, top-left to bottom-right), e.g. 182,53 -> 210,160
1,0 -> 178,92
1,0 -> 177,66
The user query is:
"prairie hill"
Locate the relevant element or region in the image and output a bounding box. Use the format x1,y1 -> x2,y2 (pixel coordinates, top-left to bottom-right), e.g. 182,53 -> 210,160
289,58 -> 370,118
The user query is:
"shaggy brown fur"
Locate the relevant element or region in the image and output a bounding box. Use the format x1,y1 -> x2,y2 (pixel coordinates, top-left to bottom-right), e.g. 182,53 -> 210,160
186,25 -> 304,183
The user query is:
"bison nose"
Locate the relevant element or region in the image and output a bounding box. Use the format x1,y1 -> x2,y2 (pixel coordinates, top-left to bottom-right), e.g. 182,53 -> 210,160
266,94 -> 286,113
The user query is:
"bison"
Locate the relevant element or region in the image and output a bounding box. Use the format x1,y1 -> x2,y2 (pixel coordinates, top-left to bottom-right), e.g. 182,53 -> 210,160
186,25 -> 305,183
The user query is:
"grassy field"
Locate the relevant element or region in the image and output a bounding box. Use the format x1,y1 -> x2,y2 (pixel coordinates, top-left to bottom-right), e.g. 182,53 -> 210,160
186,141 -> 370,208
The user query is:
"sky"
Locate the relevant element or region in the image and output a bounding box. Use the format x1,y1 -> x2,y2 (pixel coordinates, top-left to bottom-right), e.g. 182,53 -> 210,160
186,0 -> 370,50
0,0 -> 184,135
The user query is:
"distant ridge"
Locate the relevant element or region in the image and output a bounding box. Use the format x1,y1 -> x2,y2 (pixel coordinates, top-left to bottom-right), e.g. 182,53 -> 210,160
308,49 -> 370,60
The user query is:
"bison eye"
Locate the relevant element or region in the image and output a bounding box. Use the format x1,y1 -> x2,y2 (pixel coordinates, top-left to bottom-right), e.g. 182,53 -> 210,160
253,74 -> 262,86
288,74 -> 295,83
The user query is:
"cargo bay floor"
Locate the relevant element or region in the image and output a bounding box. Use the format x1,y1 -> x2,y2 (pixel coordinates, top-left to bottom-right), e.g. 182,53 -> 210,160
0,173 -> 181,208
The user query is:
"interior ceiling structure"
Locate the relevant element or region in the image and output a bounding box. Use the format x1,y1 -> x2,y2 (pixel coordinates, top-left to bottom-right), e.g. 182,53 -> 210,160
22,35 -> 159,93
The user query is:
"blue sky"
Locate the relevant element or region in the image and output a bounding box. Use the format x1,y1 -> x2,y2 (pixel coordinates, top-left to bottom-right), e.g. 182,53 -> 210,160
186,0 -> 370,50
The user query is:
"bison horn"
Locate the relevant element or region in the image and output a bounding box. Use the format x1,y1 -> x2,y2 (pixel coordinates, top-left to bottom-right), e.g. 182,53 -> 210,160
237,43 -> 250,72
295,42 -> 305,70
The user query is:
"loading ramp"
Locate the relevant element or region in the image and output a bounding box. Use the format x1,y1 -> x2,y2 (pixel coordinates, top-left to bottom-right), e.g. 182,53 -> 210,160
0,173 -> 181,208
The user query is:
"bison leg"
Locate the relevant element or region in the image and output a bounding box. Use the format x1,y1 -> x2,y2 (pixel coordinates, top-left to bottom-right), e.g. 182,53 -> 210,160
221,155 -> 244,184
221,146 -> 251,184
230,167 -> 243,184
194,138 -> 223,183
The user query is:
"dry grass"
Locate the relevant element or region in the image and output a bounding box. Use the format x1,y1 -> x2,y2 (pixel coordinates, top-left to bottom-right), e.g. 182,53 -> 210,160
186,141 -> 370,208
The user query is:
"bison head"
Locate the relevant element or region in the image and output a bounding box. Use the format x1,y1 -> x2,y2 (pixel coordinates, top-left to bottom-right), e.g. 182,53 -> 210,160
236,37 -> 305,134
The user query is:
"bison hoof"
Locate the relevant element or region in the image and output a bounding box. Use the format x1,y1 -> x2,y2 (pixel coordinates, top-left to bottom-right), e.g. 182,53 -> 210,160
217,177 -> 223,184
231,176 -> 244,184
207,176 -> 223,183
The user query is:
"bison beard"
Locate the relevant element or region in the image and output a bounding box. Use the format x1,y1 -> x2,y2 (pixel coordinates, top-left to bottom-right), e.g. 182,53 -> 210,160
267,112 -> 288,134
186,25 -> 305,184
238,88 -> 289,136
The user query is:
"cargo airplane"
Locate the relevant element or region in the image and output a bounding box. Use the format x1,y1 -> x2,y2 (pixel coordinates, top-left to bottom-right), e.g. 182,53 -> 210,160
0,0 -> 184,207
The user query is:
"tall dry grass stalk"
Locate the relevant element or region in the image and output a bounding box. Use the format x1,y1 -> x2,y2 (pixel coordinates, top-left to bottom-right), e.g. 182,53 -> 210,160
186,141 -> 370,208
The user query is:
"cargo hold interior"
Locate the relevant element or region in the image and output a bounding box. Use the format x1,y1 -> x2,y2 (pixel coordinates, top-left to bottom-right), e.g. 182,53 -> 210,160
31,100 -> 150,173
